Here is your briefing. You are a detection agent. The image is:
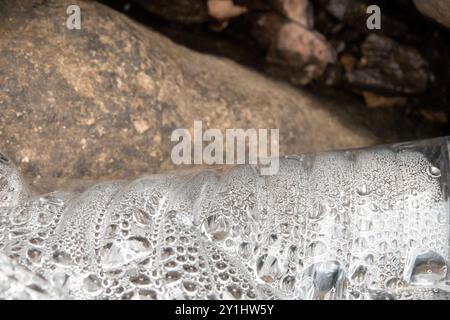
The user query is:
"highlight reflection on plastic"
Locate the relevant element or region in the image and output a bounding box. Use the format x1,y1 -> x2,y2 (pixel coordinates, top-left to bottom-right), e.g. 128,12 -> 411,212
0,137 -> 449,300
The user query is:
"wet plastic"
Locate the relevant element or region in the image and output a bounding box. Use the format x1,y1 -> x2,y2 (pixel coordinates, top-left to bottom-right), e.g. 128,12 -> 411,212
0,137 -> 449,300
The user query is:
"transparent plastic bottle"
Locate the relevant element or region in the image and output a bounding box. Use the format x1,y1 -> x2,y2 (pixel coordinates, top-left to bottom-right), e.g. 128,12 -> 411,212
0,137 -> 449,300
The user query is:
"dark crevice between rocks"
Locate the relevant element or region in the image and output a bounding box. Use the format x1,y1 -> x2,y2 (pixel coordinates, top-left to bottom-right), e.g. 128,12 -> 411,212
99,0 -> 450,138
98,0 -> 267,69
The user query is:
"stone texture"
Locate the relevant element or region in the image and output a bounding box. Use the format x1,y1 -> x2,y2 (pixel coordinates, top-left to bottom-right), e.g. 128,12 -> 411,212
346,34 -> 429,96
207,0 -> 248,21
414,0 -> 450,29
273,0 -> 314,28
251,12 -> 336,85
312,0 -> 450,121
0,0 -> 441,192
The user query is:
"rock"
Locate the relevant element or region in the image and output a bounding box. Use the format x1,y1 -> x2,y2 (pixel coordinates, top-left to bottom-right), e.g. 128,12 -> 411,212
419,110 -> 449,124
131,0 -> 326,84
315,0 -> 361,21
312,0 -> 449,115
0,0 -> 440,192
346,34 -> 429,95
134,0 -> 315,29
252,12 -> 336,85
414,0 -> 450,29
313,0 -> 409,37
273,0 -> 314,28
362,92 -> 407,109
207,0 -> 248,21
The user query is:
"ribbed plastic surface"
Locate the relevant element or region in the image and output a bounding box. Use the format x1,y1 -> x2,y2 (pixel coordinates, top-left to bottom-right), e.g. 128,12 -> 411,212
0,137 -> 449,299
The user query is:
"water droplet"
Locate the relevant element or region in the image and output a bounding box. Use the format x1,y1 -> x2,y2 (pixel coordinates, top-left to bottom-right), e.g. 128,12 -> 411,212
256,254 -> 280,283
83,274 -> 103,294
182,281 -> 197,295
427,166 -> 441,178
130,274 -> 151,286
201,215 -> 230,241
133,208 -> 152,226
350,265 -> 367,285
182,264 -> 198,274
353,237 -> 368,251
127,236 -> 151,252
308,203 -> 326,221
225,284 -> 243,300
307,241 -> 327,257
52,250 -> 71,265
303,261 -> 343,300
139,289 -> 157,300
161,247 -> 175,260
385,276 -> 399,289
356,184 -> 369,196
165,271 -> 181,283
26,248 -> 42,264
282,275 -> 296,292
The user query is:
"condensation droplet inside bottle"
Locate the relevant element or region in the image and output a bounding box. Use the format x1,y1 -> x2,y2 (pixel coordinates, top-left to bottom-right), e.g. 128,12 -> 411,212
427,166 -> 441,178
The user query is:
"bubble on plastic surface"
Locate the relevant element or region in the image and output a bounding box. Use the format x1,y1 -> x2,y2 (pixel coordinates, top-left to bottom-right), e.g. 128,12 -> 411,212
256,254 -> 281,283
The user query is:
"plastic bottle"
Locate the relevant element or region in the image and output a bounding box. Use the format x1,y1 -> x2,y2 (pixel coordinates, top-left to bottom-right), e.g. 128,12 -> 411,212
0,137 -> 449,300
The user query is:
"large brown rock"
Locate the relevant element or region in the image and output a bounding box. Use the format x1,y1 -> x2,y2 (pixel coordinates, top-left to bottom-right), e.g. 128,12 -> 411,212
251,11 -> 336,85
0,0 -> 440,192
414,0 -> 450,29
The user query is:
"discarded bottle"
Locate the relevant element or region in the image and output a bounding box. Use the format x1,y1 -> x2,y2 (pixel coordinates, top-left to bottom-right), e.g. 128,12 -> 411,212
0,137 -> 449,300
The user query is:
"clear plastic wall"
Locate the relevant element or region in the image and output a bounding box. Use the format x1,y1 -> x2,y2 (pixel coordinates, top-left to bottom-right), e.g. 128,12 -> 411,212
0,137 -> 449,299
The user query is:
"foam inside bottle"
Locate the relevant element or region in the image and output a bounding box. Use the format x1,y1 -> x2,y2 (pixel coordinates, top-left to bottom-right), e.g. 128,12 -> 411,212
0,137 -> 449,300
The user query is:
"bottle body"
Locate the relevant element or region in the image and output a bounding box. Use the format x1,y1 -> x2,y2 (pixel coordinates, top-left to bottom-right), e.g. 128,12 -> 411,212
0,137 -> 449,299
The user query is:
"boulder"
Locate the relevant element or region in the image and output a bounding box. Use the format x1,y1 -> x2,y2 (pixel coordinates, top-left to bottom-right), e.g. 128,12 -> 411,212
251,11 -> 336,85
0,0 -> 440,192
346,34 -> 429,96
414,0 -> 450,29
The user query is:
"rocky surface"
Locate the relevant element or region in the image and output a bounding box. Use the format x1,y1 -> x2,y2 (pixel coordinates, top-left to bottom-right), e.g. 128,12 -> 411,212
0,0 -> 442,193
313,0 -> 450,120
132,0 -> 334,84
414,0 -> 450,29
109,0 -> 450,122
346,34 -> 429,96
250,11 -> 336,85
274,0 -> 314,28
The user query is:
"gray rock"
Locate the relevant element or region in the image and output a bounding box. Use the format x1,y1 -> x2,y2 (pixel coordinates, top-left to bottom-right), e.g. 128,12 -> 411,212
347,34 -> 429,95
